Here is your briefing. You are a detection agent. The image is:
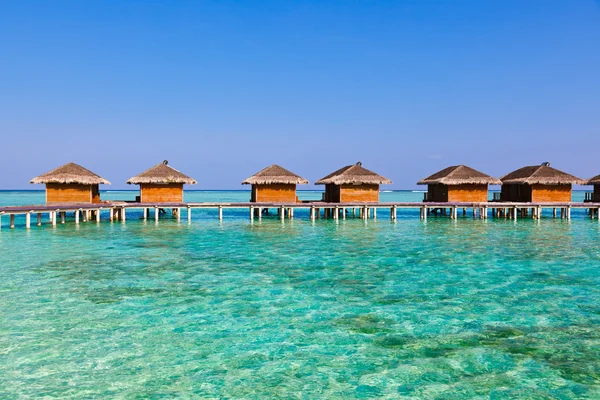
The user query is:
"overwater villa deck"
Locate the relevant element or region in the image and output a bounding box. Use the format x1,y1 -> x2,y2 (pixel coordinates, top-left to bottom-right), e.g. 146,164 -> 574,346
1,200 -> 599,229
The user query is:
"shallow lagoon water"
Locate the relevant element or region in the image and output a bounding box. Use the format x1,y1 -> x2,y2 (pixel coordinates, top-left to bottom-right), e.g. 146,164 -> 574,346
1,191 -> 600,398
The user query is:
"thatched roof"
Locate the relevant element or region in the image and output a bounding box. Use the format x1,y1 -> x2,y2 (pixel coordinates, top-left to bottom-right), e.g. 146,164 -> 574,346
127,161 -> 197,185
242,164 -> 308,185
30,162 -> 111,185
315,162 -> 392,185
501,163 -> 585,185
417,165 -> 501,185
586,174 -> 600,185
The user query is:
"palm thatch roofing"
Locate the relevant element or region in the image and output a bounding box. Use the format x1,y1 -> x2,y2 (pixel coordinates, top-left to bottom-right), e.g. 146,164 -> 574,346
417,165 -> 501,185
500,163 -> 585,185
315,162 -> 392,185
30,162 -> 111,185
127,161 -> 197,185
242,164 -> 308,185
586,174 -> 600,185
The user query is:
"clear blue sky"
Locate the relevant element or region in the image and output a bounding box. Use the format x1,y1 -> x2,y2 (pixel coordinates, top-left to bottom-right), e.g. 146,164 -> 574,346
1,0 -> 599,189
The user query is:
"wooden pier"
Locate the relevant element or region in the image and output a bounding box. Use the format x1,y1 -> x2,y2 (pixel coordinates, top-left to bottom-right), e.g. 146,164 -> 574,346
1,201 -> 600,230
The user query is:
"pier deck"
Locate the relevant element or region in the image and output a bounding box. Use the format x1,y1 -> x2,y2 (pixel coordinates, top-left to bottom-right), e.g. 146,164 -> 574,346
1,201 -> 600,229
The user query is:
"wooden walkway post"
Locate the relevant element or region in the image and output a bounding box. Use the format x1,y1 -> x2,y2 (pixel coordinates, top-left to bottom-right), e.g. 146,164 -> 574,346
75,210 -> 80,224
219,206 -> 223,221
187,206 -> 192,223
96,209 -> 101,222
155,207 -> 159,222
250,207 -> 254,221
25,212 -> 31,229
37,213 -> 42,226
121,207 -> 126,222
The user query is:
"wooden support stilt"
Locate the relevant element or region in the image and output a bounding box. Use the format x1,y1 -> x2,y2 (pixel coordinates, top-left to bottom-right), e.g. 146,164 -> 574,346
280,206 -> 285,221
37,213 -> 42,226
10,214 -> 15,229
463,208 -> 466,216
96,209 -> 101,222
250,207 -> 254,221
373,207 -> 377,219
473,208 -> 477,218
187,207 -> 191,223
121,208 -> 126,222
75,210 -> 80,224
290,208 -> 294,219
110,208 -> 114,222
143,208 -> 147,220
567,206 -> 571,220
155,207 -> 159,222
352,208 -> 356,217
60,212 -> 66,224
310,206 -> 315,220
218,206 -> 223,221
514,207 -> 518,221
52,211 -> 57,226
553,208 -> 557,218
363,206 -> 368,220
342,207 -> 346,220
258,207 -> 262,220
25,212 -> 31,229
423,206 -> 427,221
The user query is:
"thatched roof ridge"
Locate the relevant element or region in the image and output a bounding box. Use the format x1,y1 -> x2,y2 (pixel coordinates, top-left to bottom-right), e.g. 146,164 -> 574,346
315,162 -> 392,185
30,162 -> 111,185
127,161 -> 197,184
586,174 -> 600,185
417,165 -> 501,185
500,163 -> 585,185
242,164 -> 308,185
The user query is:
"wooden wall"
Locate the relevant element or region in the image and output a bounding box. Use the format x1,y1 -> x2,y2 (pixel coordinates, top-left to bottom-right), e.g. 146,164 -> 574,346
252,184 -> 297,202
140,183 -> 184,203
323,184 -> 379,202
530,184 -> 572,202
447,184 -> 489,202
501,184 -> 572,202
46,183 -> 93,204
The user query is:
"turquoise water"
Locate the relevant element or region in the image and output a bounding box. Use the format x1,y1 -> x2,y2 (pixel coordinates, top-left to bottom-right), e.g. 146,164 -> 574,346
1,191 -> 600,398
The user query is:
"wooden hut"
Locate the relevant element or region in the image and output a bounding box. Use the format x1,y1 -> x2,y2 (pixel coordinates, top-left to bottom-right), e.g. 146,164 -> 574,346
242,164 -> 308,202
30,162 -> 110,204
316,162 -> 391,202
417,165 -> 501,202
127,160 -> 196,203
585,174 -> 600,202
500,162 -> 584,202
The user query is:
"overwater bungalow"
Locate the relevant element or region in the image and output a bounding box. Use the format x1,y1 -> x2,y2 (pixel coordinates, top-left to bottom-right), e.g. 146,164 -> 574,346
417,165 -> 501,202
127,160 -> 196,203
500,162 -> 584,202
316,162 -> 391,202
30,162 -> 110,204
242,164 -> 308,202
585,174 -> 600,202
